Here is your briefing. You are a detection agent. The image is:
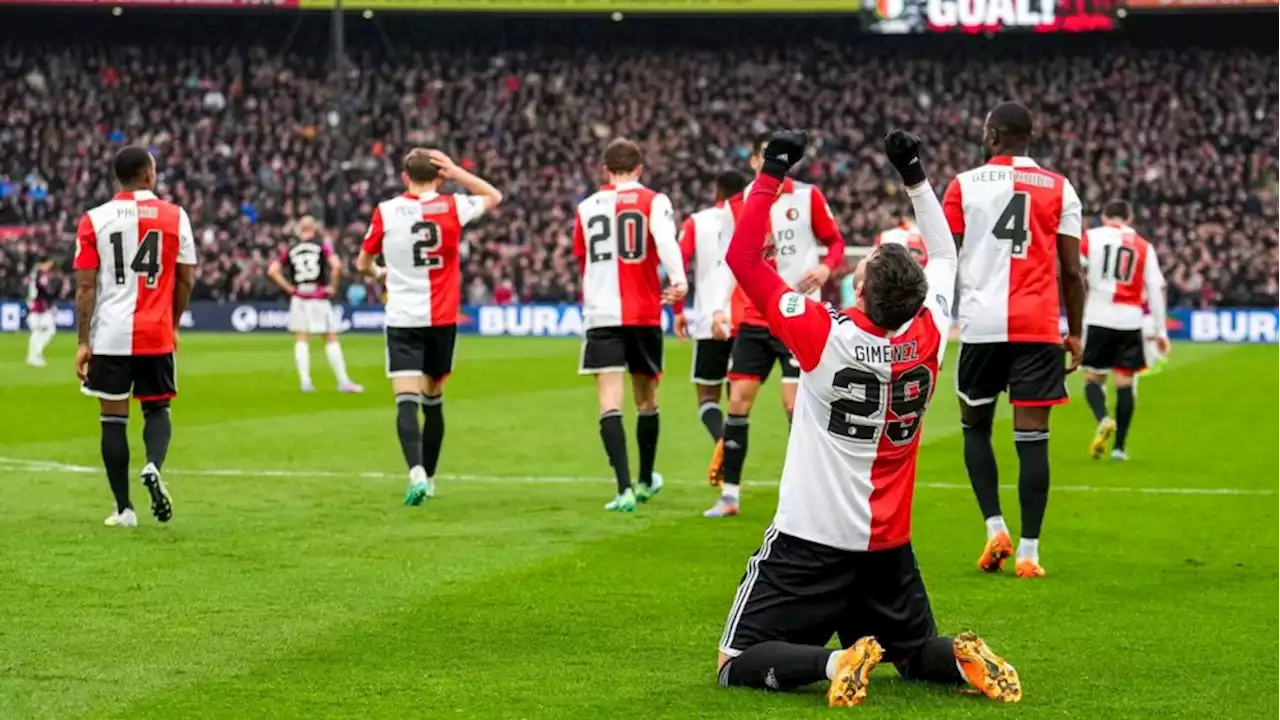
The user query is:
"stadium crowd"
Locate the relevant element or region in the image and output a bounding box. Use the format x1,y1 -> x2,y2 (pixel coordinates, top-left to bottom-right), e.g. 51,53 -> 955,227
0,18 -> 1276,309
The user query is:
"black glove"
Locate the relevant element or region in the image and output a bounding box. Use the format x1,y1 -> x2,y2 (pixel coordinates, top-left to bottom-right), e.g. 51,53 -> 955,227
884,130 -> 927,187
761,129 -> 808,180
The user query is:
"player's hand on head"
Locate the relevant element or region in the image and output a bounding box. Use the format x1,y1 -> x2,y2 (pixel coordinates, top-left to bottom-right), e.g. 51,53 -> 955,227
761,130 -> 808,180
883,130 -> 927,187
797,264 -> 832,293
425,150 -> 457,176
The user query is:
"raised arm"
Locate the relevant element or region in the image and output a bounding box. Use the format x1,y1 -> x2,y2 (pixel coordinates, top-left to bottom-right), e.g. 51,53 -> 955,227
884,130 -> 957,354
725,131 -> 832,372
427,150 -> 503,213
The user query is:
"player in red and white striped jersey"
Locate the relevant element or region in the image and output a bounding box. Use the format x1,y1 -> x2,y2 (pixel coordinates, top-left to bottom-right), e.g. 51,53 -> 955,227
715,130 -> 1020,707
357,148 -> 503,505
1079,200 -> 1169,462
705,133 -> 846,518
267,215 -> 362,394
572,139 -> 687,512
941,102 -> 1086,579
672,171 -> 748,457
73,146 -> 196,528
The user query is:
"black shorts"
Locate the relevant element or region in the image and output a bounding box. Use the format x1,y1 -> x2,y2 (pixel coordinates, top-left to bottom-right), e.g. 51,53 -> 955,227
956,342 -> 1067,408
728,325 -> 799,384
719,530 -> 937,664
386,325 -> 457,380
691,338 -> 733,385
1082,326 -> 1147,375
82,353 -> 177,402
579,326 -> 663,377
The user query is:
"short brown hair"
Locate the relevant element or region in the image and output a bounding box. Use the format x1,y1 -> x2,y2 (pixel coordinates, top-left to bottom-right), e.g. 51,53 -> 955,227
603,139 -> 643,175
863,243 -> 928,330
403,148 -> 440,184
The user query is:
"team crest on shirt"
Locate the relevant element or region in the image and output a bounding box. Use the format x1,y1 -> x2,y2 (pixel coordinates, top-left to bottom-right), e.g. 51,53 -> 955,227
779,292 -> 805,318
785,207 -> 799,221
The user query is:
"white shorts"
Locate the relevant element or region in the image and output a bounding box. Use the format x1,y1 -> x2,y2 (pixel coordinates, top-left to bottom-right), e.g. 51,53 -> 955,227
27,311 -> 55,332
289,297 -> 337,334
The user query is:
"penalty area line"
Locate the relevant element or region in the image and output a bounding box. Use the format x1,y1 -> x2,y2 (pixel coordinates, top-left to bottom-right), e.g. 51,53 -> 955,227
0,456 -> 1272,497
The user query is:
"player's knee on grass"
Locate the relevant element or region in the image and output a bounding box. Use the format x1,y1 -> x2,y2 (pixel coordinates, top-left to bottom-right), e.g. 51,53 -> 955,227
892,637 -> 964,685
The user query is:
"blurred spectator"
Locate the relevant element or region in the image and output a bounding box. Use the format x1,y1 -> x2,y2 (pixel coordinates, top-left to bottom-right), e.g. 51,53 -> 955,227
0,15 -> 1275,310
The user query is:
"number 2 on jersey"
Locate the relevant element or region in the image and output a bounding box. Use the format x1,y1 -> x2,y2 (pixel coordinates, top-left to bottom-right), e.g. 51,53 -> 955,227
993,192 -> 1031,259
109,230 -> 162,287
411,220 -> 444,269
827,365 -> 934,447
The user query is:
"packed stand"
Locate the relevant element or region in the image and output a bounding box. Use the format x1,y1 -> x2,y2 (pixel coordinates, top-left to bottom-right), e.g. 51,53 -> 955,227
1,26 -> 1276,308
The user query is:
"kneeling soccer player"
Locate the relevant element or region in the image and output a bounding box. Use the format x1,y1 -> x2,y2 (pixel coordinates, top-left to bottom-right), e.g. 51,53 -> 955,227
715,130 -> 1020,706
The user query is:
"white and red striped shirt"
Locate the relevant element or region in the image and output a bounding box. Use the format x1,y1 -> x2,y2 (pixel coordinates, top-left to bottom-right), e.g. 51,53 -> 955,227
727,179 -> 846,332
362,191 -> 486,328
1082,221 -> 1166,332
876,221 -> 929,268
572,181 -> 685,330
726,175 -> 957,552
677,203 -> 735,339
73,190 -> 196,356
943,156 -> 1082,344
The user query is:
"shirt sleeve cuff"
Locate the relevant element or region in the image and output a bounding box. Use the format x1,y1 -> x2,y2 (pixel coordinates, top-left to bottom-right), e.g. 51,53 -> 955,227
906,180 -> 934,197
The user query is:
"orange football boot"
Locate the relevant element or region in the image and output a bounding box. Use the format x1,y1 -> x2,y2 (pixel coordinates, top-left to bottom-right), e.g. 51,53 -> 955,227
1014,558 -> 1046,578
954,632 -> 1022,703
977,531 -> 1013,573
707,438 -> 725,487
826,637 -> 884,707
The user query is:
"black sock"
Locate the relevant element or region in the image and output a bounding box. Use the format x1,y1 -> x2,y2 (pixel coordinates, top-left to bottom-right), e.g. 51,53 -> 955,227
599,410 -> 631,494
395,393 -> 423,470
698,401 -> 724,441
894,637 -> 964,685
140,401 -> 172,470
722,414 -> 749,487
636,408 -> 659,487
1014,429 -> 1051,538
100,414 -> 131,513
422,394 -> 445,477
1084,381 -> 1108,423
1114,386 -> 1135,451
721,642 -> 832,691
962,421 -> 1002,519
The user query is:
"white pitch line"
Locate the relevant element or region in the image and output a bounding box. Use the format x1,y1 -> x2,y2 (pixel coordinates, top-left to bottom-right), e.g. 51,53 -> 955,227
0,456 -> 1272,497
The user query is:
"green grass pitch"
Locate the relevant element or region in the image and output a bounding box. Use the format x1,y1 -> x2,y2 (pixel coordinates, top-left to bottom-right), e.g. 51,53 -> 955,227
0,333 -> 1275,719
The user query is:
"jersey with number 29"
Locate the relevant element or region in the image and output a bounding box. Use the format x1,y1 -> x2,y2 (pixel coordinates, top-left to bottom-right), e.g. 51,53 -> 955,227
362,191 -> 487,328
728,177 -> 958,553
73,190 -> 196,356
943,156 -> 1082,344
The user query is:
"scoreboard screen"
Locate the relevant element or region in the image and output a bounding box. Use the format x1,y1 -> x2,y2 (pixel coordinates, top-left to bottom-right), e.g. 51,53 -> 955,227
866,0 -> 1119,32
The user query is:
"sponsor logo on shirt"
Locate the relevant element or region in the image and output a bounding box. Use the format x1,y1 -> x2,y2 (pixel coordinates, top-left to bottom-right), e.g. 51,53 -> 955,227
779,292 -> 805,318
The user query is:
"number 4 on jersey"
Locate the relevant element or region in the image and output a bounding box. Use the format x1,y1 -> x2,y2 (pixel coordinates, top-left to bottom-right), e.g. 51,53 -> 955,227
993,192 -> 1031,259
